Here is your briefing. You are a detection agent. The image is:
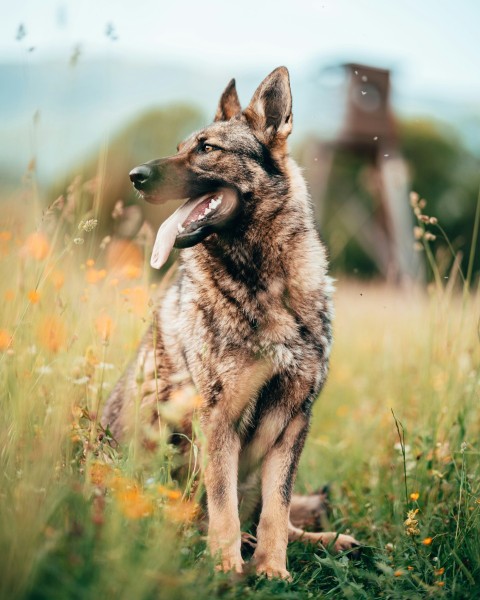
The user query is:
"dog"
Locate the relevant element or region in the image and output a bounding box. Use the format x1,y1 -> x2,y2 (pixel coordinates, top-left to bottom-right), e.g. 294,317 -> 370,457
103,66 -> 358,579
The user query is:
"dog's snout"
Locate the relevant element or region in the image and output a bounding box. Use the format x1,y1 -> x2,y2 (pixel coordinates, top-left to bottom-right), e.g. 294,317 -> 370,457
129,165 -> 153,190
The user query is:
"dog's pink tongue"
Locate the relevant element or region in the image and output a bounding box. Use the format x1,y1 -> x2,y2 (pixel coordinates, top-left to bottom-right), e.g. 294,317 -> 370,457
150,201 -> 194,269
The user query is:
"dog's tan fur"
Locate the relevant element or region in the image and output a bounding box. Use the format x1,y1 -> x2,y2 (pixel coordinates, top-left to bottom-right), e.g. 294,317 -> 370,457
103,67 -> 358,579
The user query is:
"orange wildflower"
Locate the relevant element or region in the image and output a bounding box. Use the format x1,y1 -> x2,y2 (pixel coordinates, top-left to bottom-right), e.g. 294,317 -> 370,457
157,485 -> 182,501
0,329 -> 12,351
0,231 -> 12,255
95,314 -> 114,341
113,479 -> 154,519
90,462 -> 113,487
435,567 -> 445,575
50,270 -> 65,290
28,290 -> 41,304
37,315 -> 66,352
23,232 -> 50,260
422,537 -> 433,545
436,582 -> 445,587
121,286 -> 148,315
106,239 -> 143,280
85,268 -> 107,284
123,264 -> 142,280
164,498 -> 199,523
410,492 -> 420,501
393,570 -> 403,577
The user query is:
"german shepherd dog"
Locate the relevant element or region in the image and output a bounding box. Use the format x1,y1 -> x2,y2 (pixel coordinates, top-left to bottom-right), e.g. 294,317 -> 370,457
103,67 -> 358,579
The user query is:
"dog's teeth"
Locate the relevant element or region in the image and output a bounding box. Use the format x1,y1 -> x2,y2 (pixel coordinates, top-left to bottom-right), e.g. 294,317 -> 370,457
177,223 -> 185,233
209,196 -> 223,209
204,208 -> 212,215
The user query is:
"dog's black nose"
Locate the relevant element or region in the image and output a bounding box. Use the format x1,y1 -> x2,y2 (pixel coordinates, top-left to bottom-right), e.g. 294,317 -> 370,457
129,165 -> 152,190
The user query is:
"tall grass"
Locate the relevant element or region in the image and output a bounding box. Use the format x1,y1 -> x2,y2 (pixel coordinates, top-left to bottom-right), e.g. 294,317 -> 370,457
0,172 -> 479,599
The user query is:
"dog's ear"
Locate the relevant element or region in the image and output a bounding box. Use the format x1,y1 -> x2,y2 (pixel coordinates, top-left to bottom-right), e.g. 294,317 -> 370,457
214,79 -> 241,122
243,66 -> 292,148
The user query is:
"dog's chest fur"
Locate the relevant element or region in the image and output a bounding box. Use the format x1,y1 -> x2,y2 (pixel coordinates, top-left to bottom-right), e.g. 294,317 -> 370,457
160,218 -> 332,468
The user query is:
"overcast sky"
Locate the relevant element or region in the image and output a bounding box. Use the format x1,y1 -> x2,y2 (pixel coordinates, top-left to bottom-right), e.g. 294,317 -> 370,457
1,0 -> 479,103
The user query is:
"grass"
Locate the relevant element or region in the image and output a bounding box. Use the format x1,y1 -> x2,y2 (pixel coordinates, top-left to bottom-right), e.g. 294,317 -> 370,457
0,178 -> 479,599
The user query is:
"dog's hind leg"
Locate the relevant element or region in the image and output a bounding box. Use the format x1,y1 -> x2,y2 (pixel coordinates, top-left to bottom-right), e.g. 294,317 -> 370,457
288,523 -> 360,555
289,487 -> 330,531
289,487 -> 360,554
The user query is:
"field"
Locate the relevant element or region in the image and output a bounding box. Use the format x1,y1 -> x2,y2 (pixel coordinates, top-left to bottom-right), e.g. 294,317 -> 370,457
0,181 -> 479,600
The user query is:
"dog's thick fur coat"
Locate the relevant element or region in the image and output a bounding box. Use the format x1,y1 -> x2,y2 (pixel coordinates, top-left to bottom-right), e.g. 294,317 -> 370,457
103,67 -> 358,579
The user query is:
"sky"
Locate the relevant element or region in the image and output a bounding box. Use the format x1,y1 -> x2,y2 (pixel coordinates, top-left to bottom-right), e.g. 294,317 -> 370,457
1,0 -> 480,104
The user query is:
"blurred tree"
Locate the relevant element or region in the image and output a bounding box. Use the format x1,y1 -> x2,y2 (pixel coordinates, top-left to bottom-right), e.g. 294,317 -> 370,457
401,120 -> 479,267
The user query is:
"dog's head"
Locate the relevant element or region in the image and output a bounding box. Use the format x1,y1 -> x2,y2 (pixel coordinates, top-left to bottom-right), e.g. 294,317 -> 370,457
129,67 -> 294,269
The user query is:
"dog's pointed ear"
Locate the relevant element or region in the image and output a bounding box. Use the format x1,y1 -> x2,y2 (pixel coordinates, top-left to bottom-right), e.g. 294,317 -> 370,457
243,66 -> 293,148
214,79 -> 241,122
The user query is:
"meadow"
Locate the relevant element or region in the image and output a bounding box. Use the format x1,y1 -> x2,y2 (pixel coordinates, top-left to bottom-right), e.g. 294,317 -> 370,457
0,173 -> 479,600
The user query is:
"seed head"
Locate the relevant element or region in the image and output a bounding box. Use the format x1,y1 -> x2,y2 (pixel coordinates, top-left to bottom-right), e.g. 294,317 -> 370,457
413,227 -> 423,240
78,218 -> 98,232
409,191 -> 419,207
404,509 -> 420,536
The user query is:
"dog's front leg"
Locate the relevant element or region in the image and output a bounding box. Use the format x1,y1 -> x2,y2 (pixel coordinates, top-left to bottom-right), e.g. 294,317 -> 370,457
253,412 -> 309,580
204,411 -> 243,573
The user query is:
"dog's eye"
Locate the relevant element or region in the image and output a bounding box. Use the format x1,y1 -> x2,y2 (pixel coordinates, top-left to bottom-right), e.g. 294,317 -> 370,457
200,143 -> 216,153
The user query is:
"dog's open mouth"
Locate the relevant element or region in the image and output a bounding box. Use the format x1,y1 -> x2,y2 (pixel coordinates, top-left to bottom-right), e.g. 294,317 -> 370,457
150,187 -> 239,269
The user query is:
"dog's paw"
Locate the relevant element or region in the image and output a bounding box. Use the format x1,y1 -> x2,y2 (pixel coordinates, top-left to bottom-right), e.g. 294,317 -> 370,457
321,532 -> 361,555
255,562 -> 292,581
215,555 -> 244,574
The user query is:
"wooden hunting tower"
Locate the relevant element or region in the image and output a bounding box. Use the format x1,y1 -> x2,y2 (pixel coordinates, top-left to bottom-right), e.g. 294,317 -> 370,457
306,63 -> 421,282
